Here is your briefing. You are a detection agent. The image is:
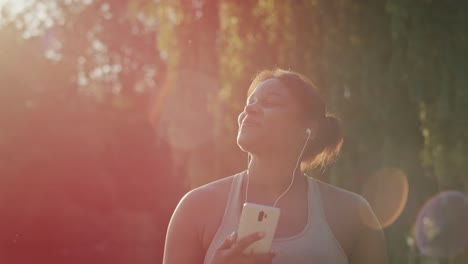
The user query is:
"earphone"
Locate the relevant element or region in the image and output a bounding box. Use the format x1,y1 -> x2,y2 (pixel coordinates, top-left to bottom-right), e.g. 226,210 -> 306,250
244,127 -> 312,207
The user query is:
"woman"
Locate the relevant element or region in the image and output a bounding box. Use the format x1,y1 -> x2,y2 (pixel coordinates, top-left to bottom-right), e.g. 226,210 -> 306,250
163,69 -> 387,263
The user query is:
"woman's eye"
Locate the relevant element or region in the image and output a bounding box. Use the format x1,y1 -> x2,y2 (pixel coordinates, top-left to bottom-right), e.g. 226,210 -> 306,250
245,98 -> 281,107
263,99 -> 280,106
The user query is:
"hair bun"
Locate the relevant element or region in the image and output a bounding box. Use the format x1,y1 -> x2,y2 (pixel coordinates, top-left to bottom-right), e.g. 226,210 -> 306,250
305,113 -> 344,169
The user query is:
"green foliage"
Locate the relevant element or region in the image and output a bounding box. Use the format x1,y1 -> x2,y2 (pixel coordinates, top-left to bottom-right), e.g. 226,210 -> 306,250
0,2 -> 183,263
155,0 -> 468,263
2,0 -> 468,263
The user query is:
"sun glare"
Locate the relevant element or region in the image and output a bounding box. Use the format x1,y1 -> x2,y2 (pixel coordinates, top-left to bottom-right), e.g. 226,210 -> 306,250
0,0 -> 30,16
0,0 -> 33,28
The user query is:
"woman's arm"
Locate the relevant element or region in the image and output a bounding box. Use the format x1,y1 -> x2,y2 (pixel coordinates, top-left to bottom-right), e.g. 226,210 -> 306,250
163,189 -> 206,264
350,198 -> 388,264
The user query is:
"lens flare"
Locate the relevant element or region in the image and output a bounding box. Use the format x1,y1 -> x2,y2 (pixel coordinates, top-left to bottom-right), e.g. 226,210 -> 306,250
361,168 -> 409,229
150,69 -> 218,151
414,191 -> 468,259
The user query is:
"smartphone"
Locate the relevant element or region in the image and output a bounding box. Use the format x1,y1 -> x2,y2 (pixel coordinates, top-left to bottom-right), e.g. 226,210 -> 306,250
237,203 -> 280,254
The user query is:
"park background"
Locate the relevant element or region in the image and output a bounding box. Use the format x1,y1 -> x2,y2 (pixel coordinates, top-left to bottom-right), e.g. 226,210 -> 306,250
1,0 -> 467,263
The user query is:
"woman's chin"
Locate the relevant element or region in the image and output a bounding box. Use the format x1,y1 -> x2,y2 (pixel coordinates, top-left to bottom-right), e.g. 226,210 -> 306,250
237,136 -> 258,153
237,136 -> 269,155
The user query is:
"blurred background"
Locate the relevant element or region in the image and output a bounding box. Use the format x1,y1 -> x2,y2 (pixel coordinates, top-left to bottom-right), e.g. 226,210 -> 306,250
0,0 -> 467,263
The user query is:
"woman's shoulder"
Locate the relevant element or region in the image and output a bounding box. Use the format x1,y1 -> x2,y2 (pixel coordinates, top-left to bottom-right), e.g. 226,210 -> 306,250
314,178 -> 379,228
177,172 -> 242,211
313,178 -> 382,257
189,172 -> 240,198
172,172 -> 242,247
314,179 -> 369,205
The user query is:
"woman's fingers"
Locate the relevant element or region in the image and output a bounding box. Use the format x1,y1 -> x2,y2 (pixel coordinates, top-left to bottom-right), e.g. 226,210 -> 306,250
231,231 -> 265,254
218,232 -> 237,250
215,232 -> 276,264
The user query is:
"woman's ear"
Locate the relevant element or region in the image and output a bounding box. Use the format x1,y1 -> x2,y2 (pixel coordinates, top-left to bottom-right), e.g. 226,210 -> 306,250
305,122 -> 318,140
304,128 -> 313,139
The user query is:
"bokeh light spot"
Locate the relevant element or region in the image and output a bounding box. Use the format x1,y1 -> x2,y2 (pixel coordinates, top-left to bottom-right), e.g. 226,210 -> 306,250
361,168 -> 409,228
415,191 -> 468,259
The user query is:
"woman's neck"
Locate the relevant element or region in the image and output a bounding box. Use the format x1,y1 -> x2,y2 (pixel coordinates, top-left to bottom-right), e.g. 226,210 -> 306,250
246,154 -> 305,198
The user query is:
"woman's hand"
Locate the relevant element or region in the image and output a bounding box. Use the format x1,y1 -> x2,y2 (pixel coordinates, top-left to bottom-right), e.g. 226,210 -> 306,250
211,232 -> 276,264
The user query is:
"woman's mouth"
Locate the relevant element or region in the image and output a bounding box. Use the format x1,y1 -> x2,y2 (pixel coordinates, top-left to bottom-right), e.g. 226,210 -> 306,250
241,120 -> 260,128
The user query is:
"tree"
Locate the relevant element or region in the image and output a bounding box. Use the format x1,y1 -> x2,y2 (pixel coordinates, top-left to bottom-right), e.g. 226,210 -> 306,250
0,1 -> 184,263
150,0 -> 468,263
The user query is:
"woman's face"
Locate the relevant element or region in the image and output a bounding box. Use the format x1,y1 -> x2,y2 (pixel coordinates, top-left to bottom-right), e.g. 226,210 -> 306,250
237,78 -> 306,155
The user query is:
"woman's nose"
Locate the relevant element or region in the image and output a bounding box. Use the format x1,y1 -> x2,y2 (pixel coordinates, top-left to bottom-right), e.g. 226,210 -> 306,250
244,102 -> 259,114
238,111 -> 245,126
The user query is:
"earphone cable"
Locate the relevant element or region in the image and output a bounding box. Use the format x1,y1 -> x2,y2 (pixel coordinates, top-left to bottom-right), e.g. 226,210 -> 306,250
244,131 -> 311,207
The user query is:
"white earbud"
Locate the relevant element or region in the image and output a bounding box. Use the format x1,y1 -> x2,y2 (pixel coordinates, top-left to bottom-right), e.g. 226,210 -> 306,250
306,128 -> 311,135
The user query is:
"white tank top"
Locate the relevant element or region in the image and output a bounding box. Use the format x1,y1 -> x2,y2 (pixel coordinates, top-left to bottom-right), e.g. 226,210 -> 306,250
204,171 -> 348,264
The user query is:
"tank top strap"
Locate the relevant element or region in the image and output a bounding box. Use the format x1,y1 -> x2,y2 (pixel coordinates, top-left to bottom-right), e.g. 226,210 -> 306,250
204,171 -> 246,264
307,176 -> 349,263
308,176 -> 321,219
223,171 -> 245,223
308,176 -> 329,228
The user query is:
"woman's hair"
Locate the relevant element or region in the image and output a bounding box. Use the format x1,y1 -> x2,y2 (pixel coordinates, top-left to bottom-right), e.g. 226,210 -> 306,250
247,69 -> 344,170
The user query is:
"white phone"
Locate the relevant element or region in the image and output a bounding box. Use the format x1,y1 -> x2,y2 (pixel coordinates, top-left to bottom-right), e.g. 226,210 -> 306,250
237,203 -> 280,254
